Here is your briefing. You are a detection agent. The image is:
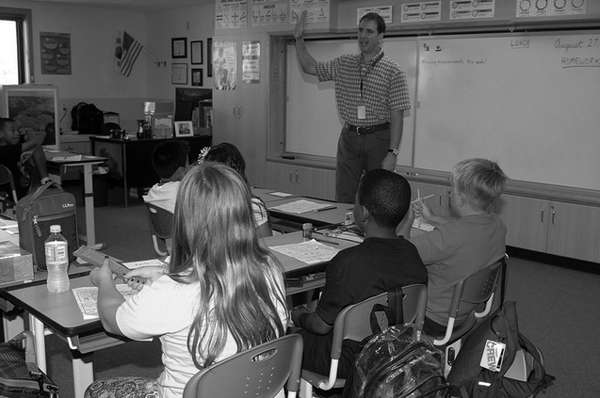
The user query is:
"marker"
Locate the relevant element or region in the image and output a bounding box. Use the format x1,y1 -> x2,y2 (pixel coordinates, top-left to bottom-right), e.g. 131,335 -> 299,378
411,194 -> 435,204
317,205 -> 337,212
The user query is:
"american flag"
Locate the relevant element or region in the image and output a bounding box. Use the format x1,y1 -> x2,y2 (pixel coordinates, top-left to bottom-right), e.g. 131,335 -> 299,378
115,31 -> 143,77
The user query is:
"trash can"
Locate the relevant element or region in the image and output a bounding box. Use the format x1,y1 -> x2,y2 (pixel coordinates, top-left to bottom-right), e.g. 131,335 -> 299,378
92,167 -> 109,207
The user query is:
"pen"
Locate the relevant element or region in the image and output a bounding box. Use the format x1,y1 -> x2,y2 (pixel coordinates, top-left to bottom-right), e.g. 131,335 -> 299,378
314,237 -> 340,245
317,205 -> 337,212
411,194 -> 435,204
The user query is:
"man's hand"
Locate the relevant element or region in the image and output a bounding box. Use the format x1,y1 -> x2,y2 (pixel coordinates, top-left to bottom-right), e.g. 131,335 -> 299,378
381,152 -> 397,171
294,10 -> 307,40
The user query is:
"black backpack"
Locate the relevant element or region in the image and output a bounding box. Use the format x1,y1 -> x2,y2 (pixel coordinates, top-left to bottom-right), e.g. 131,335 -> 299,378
447,301 -> 555,398
71,102 -> 104,134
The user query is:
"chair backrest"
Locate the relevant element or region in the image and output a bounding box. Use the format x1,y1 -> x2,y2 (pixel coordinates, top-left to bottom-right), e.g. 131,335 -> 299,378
0,164 -> 18,203
145,202 -> 173,240
151,140 -> 190,180
183,333 -> 303,398
330,283 -> 427,359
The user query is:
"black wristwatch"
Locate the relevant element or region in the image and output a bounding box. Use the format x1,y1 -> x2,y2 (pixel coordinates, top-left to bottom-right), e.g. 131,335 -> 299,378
388,148 -> 400,156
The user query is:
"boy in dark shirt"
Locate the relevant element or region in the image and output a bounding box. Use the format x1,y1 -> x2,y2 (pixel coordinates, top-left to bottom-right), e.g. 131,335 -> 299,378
0,117 -> 49,197
291,169 -> 427,378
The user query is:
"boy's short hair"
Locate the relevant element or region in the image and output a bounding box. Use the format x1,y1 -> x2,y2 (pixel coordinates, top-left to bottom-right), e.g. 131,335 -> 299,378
358,169 -> 411,228
452,158 -> 507,211
152,141 -> 189,179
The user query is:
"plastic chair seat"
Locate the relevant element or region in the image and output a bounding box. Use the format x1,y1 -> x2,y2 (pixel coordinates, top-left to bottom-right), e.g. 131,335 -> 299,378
301,369 -> 346,390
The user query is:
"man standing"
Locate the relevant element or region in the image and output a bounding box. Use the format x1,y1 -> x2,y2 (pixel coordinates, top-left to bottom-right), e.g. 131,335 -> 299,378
294,11 -> 411,203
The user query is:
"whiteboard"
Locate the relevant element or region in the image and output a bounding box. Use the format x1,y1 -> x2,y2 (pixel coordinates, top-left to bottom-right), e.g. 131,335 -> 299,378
286,38 -> 418,166
415,32 -> 600,190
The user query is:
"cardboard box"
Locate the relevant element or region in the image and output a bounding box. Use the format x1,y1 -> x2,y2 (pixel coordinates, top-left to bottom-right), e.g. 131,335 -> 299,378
0,241 -> 34,284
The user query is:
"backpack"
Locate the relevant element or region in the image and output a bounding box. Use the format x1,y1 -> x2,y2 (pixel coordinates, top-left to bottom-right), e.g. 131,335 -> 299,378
0,332 -> 58,398
71,102 -> 104,134
16,181 -> 79,270
447,301 -> 555,398
347,325 -> 449,398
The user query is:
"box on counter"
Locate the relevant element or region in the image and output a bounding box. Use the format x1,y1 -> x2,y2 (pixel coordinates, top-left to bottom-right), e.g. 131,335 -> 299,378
0,240 -> 34,284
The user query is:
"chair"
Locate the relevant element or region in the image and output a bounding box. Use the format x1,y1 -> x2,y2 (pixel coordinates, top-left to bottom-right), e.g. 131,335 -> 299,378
299,284 -> 427,398
183,333 -> 304,398
0,164 -> 19,203
431,256 -> 506,375
144,202 -> 173,256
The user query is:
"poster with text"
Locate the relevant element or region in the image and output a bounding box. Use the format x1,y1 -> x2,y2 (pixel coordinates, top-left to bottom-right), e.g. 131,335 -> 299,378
289,0 -> 329,24
215,0 -> 248,29
213,41 -> 237,90
242,41 -> 260,83
251,0 -> 289,26
40,32 -> 71,74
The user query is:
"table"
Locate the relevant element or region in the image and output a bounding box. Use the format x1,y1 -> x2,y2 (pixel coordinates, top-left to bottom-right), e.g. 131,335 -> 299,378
45,151 -> 107,247
90,135 -> 211,206
265,195 -> 354,228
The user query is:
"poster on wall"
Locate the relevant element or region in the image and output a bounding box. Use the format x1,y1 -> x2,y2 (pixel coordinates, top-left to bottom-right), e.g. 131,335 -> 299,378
215,0 -> 248,29
400,1 -> 442,23
357,6 -> 393,25
250,0 -> 289,26
40,32 -> 71,75
289,0 -> 329,24
449,0 -> 495,20
213,41 -> 237,90
242,41 -> 260,83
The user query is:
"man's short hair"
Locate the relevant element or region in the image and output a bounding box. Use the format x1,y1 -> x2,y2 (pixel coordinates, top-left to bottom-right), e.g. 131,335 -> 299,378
0,118 -> 15,132
152,141 -> 189,179
359,12 -> 386,34
358,169 -> 411,228
452,158 -> 507,212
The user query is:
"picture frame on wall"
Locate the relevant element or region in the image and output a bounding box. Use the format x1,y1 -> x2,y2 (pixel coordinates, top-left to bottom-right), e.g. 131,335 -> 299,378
174,121 -> 193,137
191,68 -> 203,86
171,63 -> 188,85
191,40 -> 203,65
207,37 -> 213,77
171,37 -> 187,58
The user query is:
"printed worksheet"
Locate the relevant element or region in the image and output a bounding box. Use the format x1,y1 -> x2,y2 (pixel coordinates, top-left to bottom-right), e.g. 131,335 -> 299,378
73,284 -> 137,320
270,199 -> 334,214
270,239 -> 339,265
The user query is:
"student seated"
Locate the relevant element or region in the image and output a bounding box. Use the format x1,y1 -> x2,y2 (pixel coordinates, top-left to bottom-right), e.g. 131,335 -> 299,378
143,141 -> 189,213
86,163 -> 288,398
0,117 -> 50,197
398,158 -> 507,337
291,169 -> 427,378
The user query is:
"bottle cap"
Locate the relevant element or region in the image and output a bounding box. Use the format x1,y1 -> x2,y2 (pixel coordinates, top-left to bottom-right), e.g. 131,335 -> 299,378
50,225 -> 61,233
302,223 -> 313,239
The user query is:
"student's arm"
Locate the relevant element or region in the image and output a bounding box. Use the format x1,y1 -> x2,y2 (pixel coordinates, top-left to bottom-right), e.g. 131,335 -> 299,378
415,201 -> 451,226
20,130 -> 45,152
294,11 -> 317,76
91,260 -> 125,336
30,146 -> 49,180
292,306 -> 332,335
381,108 -> 404,171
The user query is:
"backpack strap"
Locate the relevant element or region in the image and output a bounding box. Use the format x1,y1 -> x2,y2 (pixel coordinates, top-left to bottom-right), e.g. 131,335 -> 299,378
369,286 -> 405,334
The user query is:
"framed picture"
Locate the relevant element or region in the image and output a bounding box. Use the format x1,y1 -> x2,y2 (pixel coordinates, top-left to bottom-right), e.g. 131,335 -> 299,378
191,68 -> 203,86
191,40 -> 203,65
171,63 -> 188,85
171,37 -> 187,58
207,37 -> 213,77
1,84 -> 60,148
174,121 -> 193,137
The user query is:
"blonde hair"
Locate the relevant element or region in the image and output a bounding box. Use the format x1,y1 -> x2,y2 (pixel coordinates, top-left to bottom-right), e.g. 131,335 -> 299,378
452,158 -> 507,212
169,162 -> 286,367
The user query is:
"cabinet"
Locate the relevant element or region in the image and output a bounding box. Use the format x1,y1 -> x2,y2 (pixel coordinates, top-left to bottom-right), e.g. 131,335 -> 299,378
266,162 -> 336,200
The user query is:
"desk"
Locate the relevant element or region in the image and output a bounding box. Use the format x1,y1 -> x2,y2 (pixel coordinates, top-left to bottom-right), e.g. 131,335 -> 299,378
90,135 -> 211,206
265,196 -> 354,228
45,152 -> 107,247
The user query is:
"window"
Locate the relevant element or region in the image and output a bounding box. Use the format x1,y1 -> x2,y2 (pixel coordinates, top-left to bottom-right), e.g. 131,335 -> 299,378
0,8 -> 33,85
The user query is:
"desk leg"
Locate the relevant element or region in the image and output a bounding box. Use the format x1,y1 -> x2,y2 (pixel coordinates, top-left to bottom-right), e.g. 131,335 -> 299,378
73,356 -> 94,398
29,314 -> 47,372
82,163 -> 96,246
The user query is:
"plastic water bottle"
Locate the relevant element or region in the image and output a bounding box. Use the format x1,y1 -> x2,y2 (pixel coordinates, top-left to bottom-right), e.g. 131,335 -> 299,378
45,225 -> 70,293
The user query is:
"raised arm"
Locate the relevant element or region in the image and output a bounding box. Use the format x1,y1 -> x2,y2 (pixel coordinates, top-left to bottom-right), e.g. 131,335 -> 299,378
294,11 -> 317,76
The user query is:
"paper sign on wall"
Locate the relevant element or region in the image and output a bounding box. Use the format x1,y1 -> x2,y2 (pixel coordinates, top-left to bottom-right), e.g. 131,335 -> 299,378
40,32 -> 71,75
401,1 -> 442,23
242,41 -> 261,83
251,0 -> 289,26
289,0 -> 329,24
357,6 -> 393,25
213,41 -> 237,90
215,0 -> 248,29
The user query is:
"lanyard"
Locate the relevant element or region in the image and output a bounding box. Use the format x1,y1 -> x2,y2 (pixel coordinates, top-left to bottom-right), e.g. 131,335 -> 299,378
359,51 -> 384,98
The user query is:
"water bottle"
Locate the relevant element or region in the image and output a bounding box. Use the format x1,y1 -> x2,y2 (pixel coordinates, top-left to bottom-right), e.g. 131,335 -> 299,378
45,225 -> 70,293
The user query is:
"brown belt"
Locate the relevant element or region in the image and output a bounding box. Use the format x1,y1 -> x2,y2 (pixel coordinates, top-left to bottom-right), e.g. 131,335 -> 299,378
345,122 -> 390,135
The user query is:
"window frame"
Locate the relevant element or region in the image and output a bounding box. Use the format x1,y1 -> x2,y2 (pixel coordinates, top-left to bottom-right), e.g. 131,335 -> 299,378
0,7 -> 33,84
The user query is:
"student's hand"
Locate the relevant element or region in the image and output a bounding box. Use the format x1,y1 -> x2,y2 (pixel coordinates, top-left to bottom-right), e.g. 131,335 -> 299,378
124,266 -> 166,289
413,200 -> 433,220
380,153 -> 397,171
294,10 -> 307,40
90,258 -> 115,287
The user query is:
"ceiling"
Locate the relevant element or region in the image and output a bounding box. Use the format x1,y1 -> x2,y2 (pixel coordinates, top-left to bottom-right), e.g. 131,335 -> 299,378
32,0 -> 211,10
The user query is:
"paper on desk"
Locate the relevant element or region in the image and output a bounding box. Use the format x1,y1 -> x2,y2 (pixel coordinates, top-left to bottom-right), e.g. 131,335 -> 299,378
270,239 -> 339,265
50,154 -> 83,162
412,217 -> 435,232
269,191 -> 293,198
123,258 -> 166,269
0,219 -> 17,229
270,199 -> 335,214
73,284 -> 137,320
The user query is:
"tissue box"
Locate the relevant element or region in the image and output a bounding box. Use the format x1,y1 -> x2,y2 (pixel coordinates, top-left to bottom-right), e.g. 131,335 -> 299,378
0,241 -> 34,284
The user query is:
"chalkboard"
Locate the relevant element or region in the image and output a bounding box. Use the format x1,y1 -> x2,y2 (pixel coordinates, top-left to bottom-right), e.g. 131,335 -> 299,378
286,38 -> 418,166
415,32 -> 600,190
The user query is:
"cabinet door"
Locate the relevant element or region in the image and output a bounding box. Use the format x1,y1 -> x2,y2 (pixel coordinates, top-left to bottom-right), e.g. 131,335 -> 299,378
266,163 -> 302,195
295,166 -> 336,201
410,182 -> 452,217
546,202 -> 600,262
498,195 -> 547,252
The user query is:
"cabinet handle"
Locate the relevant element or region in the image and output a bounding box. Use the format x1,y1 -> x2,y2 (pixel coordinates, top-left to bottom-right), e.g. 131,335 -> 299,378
295,172 -> 299,184
550,206 -> 556,225
540,210 -> 544,223
289,173 -> 293,183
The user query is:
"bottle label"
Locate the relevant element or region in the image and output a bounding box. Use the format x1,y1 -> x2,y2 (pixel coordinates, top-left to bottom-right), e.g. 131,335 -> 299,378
45,242 -> 68,263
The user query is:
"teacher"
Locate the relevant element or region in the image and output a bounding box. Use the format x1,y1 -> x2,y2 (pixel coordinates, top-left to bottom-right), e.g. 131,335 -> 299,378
294,11 -> 410,203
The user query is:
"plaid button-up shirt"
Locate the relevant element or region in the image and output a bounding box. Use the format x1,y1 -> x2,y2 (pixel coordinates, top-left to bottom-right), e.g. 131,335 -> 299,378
315,50 -> 411,127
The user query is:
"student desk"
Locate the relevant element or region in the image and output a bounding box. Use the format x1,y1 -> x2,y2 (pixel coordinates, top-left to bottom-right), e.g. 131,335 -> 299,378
45,151 -> 107,247
264,196 -> 354,228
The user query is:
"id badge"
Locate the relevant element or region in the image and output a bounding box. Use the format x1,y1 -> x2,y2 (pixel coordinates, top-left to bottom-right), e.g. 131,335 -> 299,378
357,106 -> 366,120
480,340 -> 506,372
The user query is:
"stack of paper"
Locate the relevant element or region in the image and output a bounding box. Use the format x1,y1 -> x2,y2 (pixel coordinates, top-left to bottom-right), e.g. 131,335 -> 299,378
412,217 -> 435,232
270,239 -> 340,265
270,199 -> 335,214
72,284 -> 137,320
